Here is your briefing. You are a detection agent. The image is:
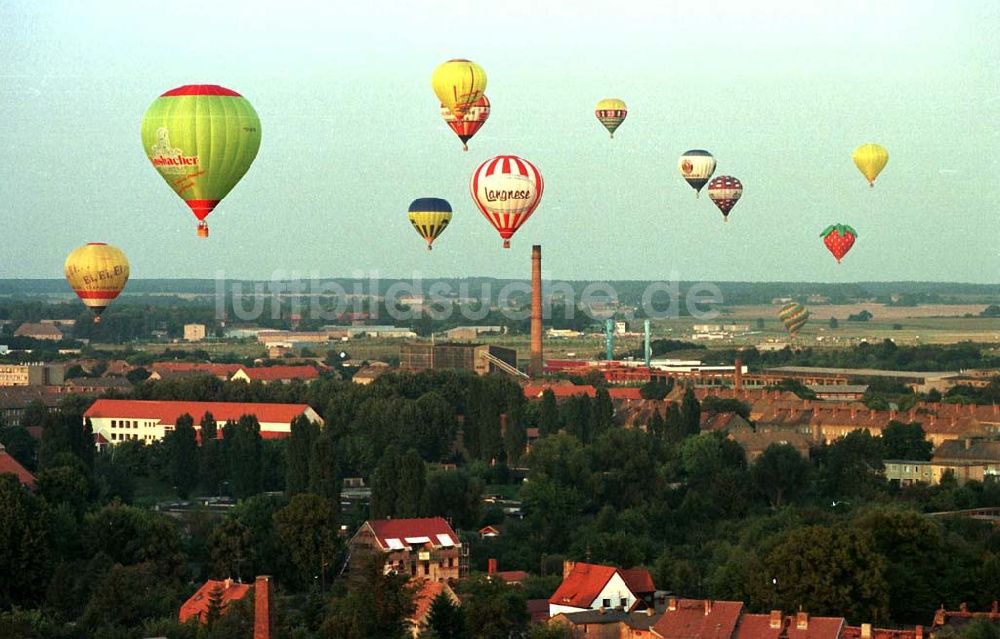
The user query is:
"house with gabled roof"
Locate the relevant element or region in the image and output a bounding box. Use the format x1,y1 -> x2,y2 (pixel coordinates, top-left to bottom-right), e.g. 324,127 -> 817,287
735,611 -> 845,639
179,578 -> 251,624
651,598 -> 744,639
230,365 -> 320,384
348,517 -> 465,582
548,561 -> 656,618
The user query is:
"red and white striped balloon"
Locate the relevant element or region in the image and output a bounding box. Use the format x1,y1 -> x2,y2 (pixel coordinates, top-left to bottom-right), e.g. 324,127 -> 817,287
707,175 -> 743,221
470,155 -> 544,248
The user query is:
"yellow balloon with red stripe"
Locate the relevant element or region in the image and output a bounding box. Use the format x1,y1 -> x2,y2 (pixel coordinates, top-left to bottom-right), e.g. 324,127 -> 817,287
432,59 -> 487,119
64,243 -> 130,323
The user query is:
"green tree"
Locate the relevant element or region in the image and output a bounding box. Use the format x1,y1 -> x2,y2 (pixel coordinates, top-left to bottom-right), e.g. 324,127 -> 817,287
371,446 -> 401,519
35,462 -> 92,515
829,317 -> 839,329
204,583 -> 225,627
881,421 -> 932,461
81,561 -> 179,632
681,387 -> 701,436
457,575 -> 528,639
309,430 -> 340,500
227,415 -> 263,499
274,493 -> 339,589
818,429 -> 885,500
538,389 -> 560,437
768,525 -> 889,622
200,411 -> 225,495
424,591 -> 467,639
639,379 -> 669,400
422,469 -> 481,529
591,388 -> 614,438
396,449 -> 427,518
322,553 -> 416,639
208,517 -> 254,582
648,408 -> 666,439
751,443 -> 811,508
164,413 -> 199,498
286,414 -> 319,496
0,474 -> 52,608
83,502 -> 185,577
502,408 -> 527,465
0,425 -> 37,471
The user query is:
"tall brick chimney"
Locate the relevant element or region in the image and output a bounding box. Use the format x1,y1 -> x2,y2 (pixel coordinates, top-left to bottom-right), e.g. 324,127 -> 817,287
488,558 -> 498,575
254,575 -> 274,639
734,358 -> 743,392
530,245 -> 543,377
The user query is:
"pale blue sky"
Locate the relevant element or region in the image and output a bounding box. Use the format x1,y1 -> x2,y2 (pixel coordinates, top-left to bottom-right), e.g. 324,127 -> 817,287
0,0 -> 997,282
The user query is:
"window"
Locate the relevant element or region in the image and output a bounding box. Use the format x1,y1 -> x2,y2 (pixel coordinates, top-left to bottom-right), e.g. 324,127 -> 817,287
112,420 -> 117,428
602,599 -> 611,608
620,598 -> 628,608
111,433 -> 116,441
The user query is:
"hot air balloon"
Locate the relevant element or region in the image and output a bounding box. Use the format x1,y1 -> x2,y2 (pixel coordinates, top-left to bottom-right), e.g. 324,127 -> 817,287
678,150 -> 716,197
408,198 -> 453,250
821,224 -> 858,263
707,175 -> 743,221
432,59 -> 487,119
852,143 -> 888,187
778,302 -> 810,338
470,155 -> 543,249
141,85 -> 261,238
441,95 -> 490,151
64,243 -> 130,323
595,98 -> 627,138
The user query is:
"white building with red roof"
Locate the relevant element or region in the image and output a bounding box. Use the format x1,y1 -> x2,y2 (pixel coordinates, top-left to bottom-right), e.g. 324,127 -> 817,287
548,561 -> 655,618
84,399 -> 323,446
348,517 -> 465,582
230,365 -> 320,384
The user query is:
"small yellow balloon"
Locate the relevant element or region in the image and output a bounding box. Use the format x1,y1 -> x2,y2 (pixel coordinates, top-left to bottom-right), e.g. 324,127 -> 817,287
432,59 -> 487,119
852,143 -> 889,187
64,243 -> 130,322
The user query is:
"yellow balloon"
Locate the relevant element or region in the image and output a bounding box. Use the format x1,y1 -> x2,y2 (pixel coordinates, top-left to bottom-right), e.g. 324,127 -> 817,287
432,59 -> 487,119
64,243 -> 130,323
852,143 -> 889,187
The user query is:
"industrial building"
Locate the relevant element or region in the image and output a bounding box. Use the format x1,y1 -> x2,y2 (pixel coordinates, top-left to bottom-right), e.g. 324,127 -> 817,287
0,363 -> 66,387
400,342 -> 520,377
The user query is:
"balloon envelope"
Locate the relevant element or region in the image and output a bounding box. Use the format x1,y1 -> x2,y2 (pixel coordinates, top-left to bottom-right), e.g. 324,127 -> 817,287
707,175 -> 743,219
441,95 -> 490,151
470,155 -> 543,249
432,59 -> 487,119
852,143 -> 888,187
141,85 -> 261,237
64,243 -> 130,322
678,150 -> 717,196
595,98 -> 627,138
408,198 -> 453,250
778,303 -> 810,337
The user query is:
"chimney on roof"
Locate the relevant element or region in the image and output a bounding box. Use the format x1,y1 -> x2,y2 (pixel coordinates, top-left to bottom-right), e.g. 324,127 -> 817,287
870,409 -> 876,419
668,598 -> 678,611
916,625 -> 924,639
647,606 -> 655,617
965,438 -> 972,450
934,606 -> 946,626
861,624 -> 872,639
734,359 -> 743,392
488,558 -> 498,575
992,600 -> 998,616
796,612 -> 809,630
770,611 -> 783,629
253,575 -> 273,639
599,606 -> 606,615
851,407 -> 857,420
530,245 -> 543,377
960,603 -> 968,614
705,600 -> 713,615
224,577 -> 233,589
499,413 -> 508,437
563,560 -> 576,580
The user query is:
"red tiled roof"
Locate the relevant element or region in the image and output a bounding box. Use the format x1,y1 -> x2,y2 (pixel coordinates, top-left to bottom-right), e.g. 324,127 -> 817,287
0,450 -> 35,489
609,388 -> 643,401
479,525 -> 501,535
549,562 -> 618,610
497,570 -> 529,584
842,627 -> 917,639
528,598 -> 551,623
524,384 -> 597,399
738,614 -> 845,639
620,568 -> 655,595
410,579 -> 455,624
84,399 -> 315,426
178,579 -> 251,623
652,599 -> 744,639
151,362 -> 242,378
366,517 -> 459,550
234,365 -> 319,381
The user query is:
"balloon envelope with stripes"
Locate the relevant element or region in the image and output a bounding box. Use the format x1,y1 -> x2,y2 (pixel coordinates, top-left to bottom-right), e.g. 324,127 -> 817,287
595,98 -> 627,138
470,155 -> 544,249
441,95 -> 490,151
778,303 -> 810,338
408,198 -> 453,251
64,243 -> 130,323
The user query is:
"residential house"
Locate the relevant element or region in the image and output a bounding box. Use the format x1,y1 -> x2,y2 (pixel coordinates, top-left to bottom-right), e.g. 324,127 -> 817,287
353,363 -> 390,385
0,363 -> 66,387
548,561 -> 656,618
486,559 -> 529,586
933,439 -> 1000,480
0,444 -> 36,490
13,322 -> 64,341
731,430 -> 813,461
735,611 -> 845,639
178,578 -> 251,624
549,607 -> 662,638
184,324 -> 207,342
230,365 -> 320,384
883,460 -> 985,486
700,412 -> 753,434
84,399 -> 324,446
348,517 -> 465,582
651,598 -> 744,639
148,362 -> 242,381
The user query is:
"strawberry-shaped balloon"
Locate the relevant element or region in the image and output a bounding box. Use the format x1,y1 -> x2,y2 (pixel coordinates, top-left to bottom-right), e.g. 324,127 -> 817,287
821,224 -> 857,263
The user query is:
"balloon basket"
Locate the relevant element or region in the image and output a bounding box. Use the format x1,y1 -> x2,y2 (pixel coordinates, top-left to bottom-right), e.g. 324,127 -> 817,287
502,240 -> 511,249
197,223 -> 209,238
93,316 -> 102,324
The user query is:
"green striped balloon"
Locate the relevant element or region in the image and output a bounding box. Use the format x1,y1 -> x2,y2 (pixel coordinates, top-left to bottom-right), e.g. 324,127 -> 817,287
778,302 -> 810,337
